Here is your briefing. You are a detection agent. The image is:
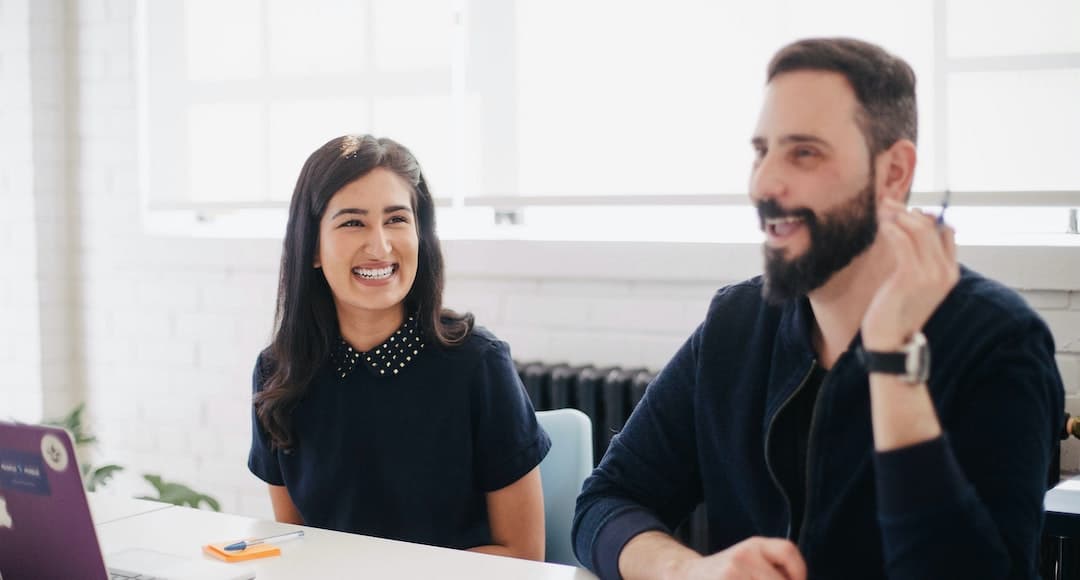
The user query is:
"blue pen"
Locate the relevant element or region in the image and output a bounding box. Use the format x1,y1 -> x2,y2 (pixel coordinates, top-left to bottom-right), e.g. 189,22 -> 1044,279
937,189 -> 951,226
224,530 -> 305,551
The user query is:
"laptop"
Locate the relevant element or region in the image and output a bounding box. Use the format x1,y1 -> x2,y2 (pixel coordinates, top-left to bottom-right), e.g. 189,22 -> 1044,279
0,421 -> 254,580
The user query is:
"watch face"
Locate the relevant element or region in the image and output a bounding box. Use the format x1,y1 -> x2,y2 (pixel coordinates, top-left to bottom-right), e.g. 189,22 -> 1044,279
905,332 -> 930,384
919,341 -> 931,382
858,332 -> 930,383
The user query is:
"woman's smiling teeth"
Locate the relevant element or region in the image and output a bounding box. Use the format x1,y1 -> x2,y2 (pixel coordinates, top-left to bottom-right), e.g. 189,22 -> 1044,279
352,265 -> 396,280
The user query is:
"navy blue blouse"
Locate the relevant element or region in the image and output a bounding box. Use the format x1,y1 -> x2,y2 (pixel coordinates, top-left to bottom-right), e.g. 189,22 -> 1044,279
248,323 -> 550,550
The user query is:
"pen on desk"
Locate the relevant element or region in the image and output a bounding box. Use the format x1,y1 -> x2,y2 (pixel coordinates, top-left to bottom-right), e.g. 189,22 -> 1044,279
937,189 -> 951,226
224,530 -> 305,551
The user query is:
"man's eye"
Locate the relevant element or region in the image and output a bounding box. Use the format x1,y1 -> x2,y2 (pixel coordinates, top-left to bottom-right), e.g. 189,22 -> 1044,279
794,147 -> 817,158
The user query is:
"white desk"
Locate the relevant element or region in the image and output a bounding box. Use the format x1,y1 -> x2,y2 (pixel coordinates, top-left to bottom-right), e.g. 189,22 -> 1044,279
88,492 -> 176,524
1044,474 -> 1080,579
95,501 -> 598,580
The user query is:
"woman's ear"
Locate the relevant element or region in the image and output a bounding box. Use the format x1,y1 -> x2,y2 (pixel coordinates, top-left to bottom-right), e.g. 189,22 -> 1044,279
876,138 -> 917,203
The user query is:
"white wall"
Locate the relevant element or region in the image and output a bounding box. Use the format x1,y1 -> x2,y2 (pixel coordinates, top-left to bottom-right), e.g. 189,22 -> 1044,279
0,0 -> 43,421
31,0 -> 81,420
3,0 -> 1080,519
0,0 -> 76,422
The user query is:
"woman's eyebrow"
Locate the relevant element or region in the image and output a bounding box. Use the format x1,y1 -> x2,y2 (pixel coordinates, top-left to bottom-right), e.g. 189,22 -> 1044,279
330,208 -> 367,220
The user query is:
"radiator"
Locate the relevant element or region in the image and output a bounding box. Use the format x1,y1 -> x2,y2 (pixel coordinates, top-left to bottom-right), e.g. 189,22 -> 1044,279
516,361 -> 654,464
514,361 -> 710,553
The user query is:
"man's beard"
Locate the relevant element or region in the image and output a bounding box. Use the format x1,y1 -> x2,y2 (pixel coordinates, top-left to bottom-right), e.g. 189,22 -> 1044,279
759,181 -> 878,304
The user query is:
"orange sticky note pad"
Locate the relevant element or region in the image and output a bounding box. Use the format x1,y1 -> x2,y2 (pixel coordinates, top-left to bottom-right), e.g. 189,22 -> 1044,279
203,541 -> 281,562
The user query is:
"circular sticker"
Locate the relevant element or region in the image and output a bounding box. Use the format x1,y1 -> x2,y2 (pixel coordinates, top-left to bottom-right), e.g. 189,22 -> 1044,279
40,433 -> 69,472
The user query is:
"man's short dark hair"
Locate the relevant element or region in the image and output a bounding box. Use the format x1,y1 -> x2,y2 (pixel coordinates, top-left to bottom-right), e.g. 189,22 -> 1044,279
767,37 -> 917,157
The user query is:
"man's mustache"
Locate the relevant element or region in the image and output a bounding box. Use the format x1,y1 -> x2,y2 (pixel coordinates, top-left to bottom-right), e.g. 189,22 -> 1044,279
756,199 -> 815,227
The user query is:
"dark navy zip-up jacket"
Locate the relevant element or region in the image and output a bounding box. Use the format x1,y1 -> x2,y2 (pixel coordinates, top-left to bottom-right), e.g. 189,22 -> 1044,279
573,267 -> 1063,579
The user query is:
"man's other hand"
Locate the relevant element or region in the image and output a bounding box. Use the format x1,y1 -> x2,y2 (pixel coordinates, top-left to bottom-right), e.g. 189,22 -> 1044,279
665,537 -> 806,580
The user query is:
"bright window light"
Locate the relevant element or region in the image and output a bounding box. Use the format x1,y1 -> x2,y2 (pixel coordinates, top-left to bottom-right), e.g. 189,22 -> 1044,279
137,0 -> 1080,242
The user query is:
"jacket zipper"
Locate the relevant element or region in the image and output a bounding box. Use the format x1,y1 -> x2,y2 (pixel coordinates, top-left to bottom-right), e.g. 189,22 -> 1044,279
763,360 -> 817,540
796,369 -> 829,550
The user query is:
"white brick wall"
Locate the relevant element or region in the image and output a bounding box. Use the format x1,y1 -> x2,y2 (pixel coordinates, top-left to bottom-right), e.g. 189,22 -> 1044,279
31,0 -> 80,419
1027,289 -> 1080,470
7,0 -> 1080,521
0,0 -> 44,421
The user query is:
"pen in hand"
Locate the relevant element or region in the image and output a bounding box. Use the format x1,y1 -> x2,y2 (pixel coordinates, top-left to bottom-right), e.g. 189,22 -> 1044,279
224,530 -> 305,551
936,189 -> 951,227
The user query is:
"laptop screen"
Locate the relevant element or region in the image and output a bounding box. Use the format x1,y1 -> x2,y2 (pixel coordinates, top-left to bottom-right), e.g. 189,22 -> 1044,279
0,421 -> 109,579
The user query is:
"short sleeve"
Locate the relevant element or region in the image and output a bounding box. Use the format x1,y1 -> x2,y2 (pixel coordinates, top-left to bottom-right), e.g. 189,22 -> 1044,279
247,354 -> 285,486
471,340 -> 551,492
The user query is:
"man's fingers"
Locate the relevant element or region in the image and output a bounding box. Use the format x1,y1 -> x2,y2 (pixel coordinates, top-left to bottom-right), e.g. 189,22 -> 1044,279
701,538 -> 807,580
755,538 -> 807,580
878,200 -> 920,272
940,224 -> 958,266
879,220 -> 919,275
882,201 -> 959,290
725,549 -> 789,580
895,209 -> 948,269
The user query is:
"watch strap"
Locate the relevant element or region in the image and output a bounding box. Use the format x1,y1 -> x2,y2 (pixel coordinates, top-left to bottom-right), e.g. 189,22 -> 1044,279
856,349 -> 907,374
855,331 -> 930,384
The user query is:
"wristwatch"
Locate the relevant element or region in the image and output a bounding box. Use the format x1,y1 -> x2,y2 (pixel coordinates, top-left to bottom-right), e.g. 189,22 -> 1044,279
857,331 -> 930,384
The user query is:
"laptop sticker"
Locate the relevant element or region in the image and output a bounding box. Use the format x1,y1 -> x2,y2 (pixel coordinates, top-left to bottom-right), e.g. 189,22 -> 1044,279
40,433 -> 69,472
0,494 -> 11,528
0,450 -> 51,496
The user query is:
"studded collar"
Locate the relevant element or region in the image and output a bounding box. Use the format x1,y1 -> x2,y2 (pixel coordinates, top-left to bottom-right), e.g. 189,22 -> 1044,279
332,315 -> 427,379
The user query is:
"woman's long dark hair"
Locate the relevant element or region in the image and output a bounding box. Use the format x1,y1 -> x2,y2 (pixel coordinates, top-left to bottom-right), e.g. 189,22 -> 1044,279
255,135 -> 474,449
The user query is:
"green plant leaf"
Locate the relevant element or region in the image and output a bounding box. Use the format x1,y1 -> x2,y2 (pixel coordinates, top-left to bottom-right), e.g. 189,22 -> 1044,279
86,464 -> 124,492
42,402 -> 97,446
139,473 -> 221,512
45,405 -> 221,511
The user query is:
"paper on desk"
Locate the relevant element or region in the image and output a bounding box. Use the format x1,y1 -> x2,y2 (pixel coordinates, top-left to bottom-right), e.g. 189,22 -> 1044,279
205,541 -> 281,562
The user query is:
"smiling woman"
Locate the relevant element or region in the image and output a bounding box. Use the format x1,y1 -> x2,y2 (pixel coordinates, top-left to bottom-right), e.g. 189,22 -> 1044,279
314,168 -> 421,329
247,135 -> 550,561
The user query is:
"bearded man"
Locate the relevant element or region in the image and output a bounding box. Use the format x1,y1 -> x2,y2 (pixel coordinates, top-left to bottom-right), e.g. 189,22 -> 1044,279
572,37 -> 1063,580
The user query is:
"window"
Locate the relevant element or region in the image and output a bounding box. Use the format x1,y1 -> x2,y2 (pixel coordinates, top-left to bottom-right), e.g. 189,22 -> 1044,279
140,0 -> 457,206
137,0 -> 1080,243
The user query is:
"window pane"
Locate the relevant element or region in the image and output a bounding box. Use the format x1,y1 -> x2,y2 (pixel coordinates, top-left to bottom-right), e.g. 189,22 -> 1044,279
268,99 -> 372,201
267,0 -> 368,77
185,0 -> 262,81
948,0 -> 1080,57
511,0 -> 939,196
783,0 -> 936,192
455,206 -> 764,243
460,94 -> 487,197
515,0 -> 776,196
372,96 -> 453,195
925,207 -> 1070,242
947,69 -> 1080,191
142,0 -> 1080,222
373,0 -> 455,71
187,104 -> 266,202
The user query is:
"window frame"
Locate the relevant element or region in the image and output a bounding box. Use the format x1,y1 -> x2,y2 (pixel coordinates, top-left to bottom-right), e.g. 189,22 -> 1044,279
135,0 -> 1080,246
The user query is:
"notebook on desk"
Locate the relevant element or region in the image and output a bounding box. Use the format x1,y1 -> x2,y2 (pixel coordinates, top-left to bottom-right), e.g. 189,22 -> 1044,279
0,421 -> 254,580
